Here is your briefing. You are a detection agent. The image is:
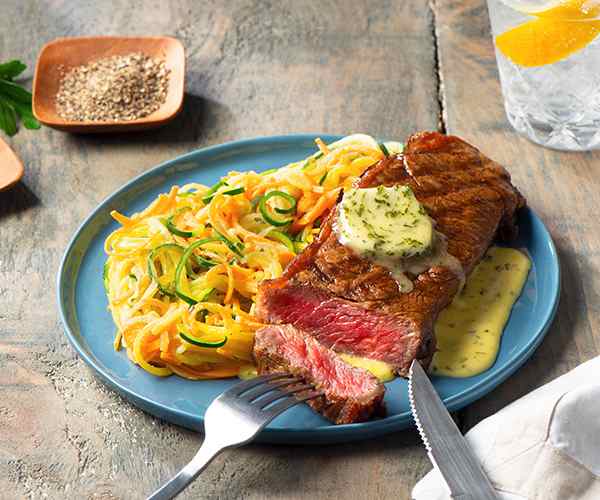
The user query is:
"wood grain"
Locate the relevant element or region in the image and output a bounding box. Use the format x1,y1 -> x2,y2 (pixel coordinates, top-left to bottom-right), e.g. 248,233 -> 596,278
5,0 -> 595,498
433,0 -> 600,429
1,1 -> 438,499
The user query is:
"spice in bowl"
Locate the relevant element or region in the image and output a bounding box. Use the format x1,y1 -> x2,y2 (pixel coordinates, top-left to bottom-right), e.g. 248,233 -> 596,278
55,53 -> 170,122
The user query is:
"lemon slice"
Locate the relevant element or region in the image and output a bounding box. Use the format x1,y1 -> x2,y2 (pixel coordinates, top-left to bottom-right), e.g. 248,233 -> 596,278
496,18 -> 600,66
534,0 -> 600,18
501,0 -> 568,13
501,0 -> 600,17
496,0 -> 600,67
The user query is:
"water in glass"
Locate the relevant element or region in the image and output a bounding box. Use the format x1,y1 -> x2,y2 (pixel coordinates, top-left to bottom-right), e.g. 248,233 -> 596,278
487,0 -> 600,150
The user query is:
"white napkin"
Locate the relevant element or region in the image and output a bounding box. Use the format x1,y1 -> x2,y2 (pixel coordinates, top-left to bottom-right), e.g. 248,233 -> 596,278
412,356 -> 600,500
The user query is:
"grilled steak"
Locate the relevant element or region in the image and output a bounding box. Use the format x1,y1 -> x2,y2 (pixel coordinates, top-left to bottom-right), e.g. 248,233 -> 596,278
254,324 -> 385,424
256,132 -> 525,376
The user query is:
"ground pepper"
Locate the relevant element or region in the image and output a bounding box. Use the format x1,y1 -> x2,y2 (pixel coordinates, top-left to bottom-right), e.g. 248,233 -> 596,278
55,52 -> 170,122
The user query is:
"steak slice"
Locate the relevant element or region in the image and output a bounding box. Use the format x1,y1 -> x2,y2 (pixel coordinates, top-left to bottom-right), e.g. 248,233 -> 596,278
256,132 -> 525,376
253,324 -> 385,424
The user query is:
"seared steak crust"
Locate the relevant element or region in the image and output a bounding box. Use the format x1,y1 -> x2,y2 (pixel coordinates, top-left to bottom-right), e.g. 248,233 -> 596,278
256,132 -> 525,376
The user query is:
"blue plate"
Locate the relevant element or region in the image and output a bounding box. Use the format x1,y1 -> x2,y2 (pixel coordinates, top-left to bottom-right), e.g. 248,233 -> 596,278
57,135 -> 560,444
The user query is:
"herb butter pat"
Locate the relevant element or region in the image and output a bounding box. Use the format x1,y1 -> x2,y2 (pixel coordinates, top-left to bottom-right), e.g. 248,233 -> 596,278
335,184 -> 462,293
338,185 -> 434,259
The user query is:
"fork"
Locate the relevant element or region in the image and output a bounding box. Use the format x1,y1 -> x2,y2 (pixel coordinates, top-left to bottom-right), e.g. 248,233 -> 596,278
147,373 -> 321,500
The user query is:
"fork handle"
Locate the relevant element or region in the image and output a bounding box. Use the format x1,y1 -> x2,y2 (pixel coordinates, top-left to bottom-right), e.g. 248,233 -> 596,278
146,441 -> 222,500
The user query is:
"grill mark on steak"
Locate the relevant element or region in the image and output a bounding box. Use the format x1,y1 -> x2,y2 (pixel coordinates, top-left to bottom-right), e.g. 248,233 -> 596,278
253,324 -> 385,424
256,132 -> 525,377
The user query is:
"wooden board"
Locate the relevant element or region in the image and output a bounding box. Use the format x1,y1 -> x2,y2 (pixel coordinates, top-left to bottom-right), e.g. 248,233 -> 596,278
3,0 -> 598,498
0,1 -> 438,499
434,0 -> 600,430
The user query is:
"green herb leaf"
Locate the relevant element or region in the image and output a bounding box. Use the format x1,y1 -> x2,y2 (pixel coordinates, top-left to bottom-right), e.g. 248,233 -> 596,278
0,79 -> 32,104
0,60 -> 26,80
4,95 -> 40,129
0,100 -> 17,136
0,60 -> 40,136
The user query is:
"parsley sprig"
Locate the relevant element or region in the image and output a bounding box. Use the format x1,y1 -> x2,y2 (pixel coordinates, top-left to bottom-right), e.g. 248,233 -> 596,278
0,60 -> 41,136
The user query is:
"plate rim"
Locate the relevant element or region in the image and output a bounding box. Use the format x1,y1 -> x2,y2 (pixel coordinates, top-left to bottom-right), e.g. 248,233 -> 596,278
57,134 -> 561,443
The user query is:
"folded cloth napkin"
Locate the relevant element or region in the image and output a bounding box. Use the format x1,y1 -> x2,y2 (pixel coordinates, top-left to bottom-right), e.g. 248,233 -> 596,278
412,356 -> 600,500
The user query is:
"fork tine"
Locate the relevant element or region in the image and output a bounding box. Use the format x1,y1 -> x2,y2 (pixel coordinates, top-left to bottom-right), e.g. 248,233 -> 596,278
222,373 -> 291,397
239,377 -> 301,402
263,390 -> 323,417
255,384 -> 316,409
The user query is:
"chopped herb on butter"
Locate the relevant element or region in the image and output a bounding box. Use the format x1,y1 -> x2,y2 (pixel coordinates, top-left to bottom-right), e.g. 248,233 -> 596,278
335,184 -> 462,293
337,185 -> 433,259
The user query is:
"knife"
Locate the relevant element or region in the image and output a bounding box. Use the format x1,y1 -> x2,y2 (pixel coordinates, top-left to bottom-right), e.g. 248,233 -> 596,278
408,360 -> 499,500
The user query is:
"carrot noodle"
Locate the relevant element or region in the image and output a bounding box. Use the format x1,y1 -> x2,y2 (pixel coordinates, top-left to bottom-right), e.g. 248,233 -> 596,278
315,137 -> 330,156
104,135 -> 401,380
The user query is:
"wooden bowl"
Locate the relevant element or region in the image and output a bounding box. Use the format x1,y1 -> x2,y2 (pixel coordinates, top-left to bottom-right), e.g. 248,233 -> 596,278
0,137 -> 24,191
32,36 -> 185,133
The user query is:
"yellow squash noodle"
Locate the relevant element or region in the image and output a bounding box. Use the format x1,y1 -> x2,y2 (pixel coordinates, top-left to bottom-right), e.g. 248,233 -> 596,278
104,135 -> 403,380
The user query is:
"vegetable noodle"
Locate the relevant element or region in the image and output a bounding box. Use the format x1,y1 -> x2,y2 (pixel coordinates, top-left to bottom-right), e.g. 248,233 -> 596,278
104,135 -> 403,380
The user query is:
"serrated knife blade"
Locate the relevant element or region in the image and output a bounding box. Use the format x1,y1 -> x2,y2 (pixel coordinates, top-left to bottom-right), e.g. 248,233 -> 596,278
408,360 -> 498,500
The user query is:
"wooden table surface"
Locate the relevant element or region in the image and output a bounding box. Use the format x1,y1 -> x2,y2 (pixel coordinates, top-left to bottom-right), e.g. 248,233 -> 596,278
2,1 -> 599,498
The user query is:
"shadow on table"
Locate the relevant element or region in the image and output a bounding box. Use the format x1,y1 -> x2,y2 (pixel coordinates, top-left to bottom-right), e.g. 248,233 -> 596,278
203,429 -> 428,499
458,238 -> 586,431
0,181 -> 40,222
63,94 -> 231,147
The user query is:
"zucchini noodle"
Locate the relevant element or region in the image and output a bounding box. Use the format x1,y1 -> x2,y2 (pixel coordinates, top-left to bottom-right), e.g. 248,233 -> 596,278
104,135 -> 403,380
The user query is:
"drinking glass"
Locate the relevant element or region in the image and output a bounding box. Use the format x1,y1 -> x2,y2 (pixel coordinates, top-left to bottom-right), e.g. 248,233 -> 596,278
487,0 -> 600,150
